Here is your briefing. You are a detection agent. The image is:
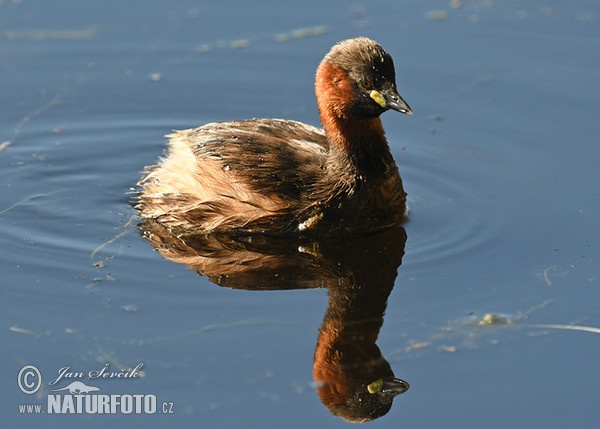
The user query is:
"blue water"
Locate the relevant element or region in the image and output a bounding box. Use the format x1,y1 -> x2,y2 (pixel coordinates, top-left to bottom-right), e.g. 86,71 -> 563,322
1,1 -> 599,428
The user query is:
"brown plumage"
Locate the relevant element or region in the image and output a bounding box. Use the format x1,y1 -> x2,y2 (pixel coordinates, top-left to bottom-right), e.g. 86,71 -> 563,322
136,37 -> 412,236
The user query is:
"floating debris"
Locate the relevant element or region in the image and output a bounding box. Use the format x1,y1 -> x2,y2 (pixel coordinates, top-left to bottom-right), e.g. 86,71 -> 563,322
122,305 -> 138,313
393,299 -> 600,361
196,43 -> 212,53
4,28 -> 98,41
543,265 -> 558,285
90,214 -> 136,260
536,264 -> 570,286
404,340 -> 429,352
95,345 -> 146,378
143,319 -> 288,344
229,39 -> 250,49
274,33 -> 289,43
10,326 -> 36,335
276,26 -> 328,42
476,313 -> 513,326
149,73 -> 162,82
0,189 -> 65,215
7,97 -> 61,145
523,323 -> 600,335
426,10 -> 448,21
290,25 -> 328,39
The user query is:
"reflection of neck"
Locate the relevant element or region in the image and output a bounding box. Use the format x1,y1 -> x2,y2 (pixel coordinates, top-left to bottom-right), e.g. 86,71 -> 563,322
313,280 -> 392,397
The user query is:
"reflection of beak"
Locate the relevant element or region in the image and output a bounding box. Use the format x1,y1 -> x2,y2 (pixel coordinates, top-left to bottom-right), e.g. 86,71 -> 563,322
367,377 -> 410,397
370,89 -> 413,115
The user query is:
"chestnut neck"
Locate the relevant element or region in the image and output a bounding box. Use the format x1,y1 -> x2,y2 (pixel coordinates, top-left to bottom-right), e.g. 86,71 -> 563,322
315,60 -> 394,179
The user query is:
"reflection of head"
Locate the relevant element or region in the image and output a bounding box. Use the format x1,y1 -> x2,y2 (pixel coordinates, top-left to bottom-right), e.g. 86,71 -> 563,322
316,373 -> 409,423
139,220 -> 410,421
314,332 -> 410,422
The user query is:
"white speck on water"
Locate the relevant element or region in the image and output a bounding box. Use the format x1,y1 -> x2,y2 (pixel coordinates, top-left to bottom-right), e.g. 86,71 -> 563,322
122,304 -> 138,313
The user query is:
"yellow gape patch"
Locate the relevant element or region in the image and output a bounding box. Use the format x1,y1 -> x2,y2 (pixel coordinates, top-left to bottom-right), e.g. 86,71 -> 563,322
369,90 -> 387,108
367,379 -> 384,394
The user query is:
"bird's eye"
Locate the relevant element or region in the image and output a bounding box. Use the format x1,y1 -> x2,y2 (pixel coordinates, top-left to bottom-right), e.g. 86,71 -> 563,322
359,79 -> 373,90
356,391 -> 369,403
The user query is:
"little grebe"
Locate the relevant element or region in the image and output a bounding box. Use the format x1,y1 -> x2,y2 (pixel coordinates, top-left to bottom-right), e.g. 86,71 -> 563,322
137,37 -> 412,236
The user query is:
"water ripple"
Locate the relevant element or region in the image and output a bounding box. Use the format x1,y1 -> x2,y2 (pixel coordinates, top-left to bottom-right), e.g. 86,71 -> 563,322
397,141 -> 508,272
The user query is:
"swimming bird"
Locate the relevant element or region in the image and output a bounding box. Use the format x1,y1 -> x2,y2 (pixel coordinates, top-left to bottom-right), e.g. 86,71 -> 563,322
136,37 -> 412,236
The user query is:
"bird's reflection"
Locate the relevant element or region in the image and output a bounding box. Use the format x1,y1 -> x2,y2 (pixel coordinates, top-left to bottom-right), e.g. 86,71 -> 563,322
140,219 -> 409,422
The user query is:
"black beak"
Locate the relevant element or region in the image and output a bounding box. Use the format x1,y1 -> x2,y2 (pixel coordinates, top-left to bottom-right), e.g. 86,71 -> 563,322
384,88 -> 413,115
380,377 -> 410,397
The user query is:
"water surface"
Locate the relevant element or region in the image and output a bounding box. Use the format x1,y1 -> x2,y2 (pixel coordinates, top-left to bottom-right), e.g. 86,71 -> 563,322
1,1 -> 599,428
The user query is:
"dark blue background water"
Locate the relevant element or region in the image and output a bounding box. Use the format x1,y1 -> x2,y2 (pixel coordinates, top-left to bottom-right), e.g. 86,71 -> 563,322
1,1 -> 599,428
